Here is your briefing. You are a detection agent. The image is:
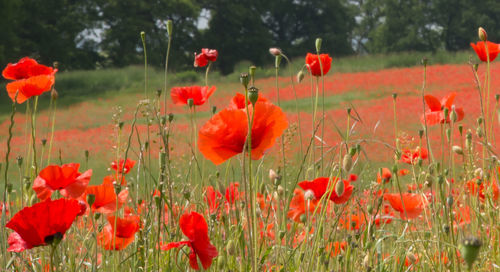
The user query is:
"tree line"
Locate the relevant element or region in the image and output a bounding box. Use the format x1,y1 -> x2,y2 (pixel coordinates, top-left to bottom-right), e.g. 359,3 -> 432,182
1,0 -> 499,74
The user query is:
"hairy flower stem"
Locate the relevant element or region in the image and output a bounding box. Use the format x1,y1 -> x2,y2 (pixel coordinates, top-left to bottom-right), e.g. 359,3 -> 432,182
420,60 -> 434,163
47,97 -> 57,165
30,97 -> 39,176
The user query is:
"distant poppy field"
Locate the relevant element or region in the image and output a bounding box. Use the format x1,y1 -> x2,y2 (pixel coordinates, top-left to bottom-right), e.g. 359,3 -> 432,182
0,24 -> 499,271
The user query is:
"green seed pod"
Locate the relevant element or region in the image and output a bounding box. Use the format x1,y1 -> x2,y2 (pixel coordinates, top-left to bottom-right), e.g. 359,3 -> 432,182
392,93 -> 397,100
460,237 -> 482,269
418,129 -> 424,138
452,146 -> 463,155
349,147 -> 357,157
476,126 -> 483,138
297,70 -> 305,83
187,98 -> 194,108
16,156 -> 23,167
249,65 -> 257,80
168,113 -> 174,122
458,125 -> 463,135
450,108 -> 458,122
367,204 -> 373,214
300,213 -> 307,223
156,89 -> 162,97
87,194 -> 96,206
212,106 -> 217,114
421,57 -> 428,66
446,195 -> 453,207
446,128 -> 451,142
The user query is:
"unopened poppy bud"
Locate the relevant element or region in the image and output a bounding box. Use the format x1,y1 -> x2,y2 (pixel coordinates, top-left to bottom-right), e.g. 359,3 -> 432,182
347,108 -> 352,115
118,122 -> 124,130
166,20 -> 173,37
269,47 -> 282,56
211,106 -> 217,114
477,117 -> 483,125
300,213 -> 307,223
156,89 -> 162,97
446,128 -> 451,141
161,116 -> 166,125
240,73 -> 249,88
168,113 -> 174,122
269,169 -> 278,181
438,175 -> 445,185
452,146 -> 463,155
367,204 -> 373,214
442,224 -> 450,234
248,87 -> 259,106
187,98 -> 194,108
460,237 -> 482,268
297,70 -> 305,83
275,55 -> 282,68
418,129 -> 424,138
335,180 -> 345,196
473,63 -> 479,71
466,130 -> 472,149
6,183 -> 12,194
277,185 -> 284,197
279,230 -> 286,239
476,126 -> 483,138
304,190 -> 315,201
87,194 -> 96,206
183,190 -> 190,200
315,38 -> 322,52
51,89 -> 58,100
41,139 -> 47,146
140,31 -> 146,42
342,154 -> 352,172
16,156 -> 23,167
478,27 -> 487,42
349,147 -> 356,157
450,108 -> 458,122
392,93 -> 397,100
474,168 -> 483,179
392,164 -> 398,173
458,125 -> 463,135
446,195 -> 454,207
226,240 -> 237,255
496,94 -> 500,102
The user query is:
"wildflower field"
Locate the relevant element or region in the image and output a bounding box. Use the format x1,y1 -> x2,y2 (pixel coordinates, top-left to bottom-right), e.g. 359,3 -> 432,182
0,24 -> 499,272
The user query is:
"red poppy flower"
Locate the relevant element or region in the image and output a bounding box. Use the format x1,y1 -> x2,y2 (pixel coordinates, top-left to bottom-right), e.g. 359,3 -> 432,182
376,168 -> 392,184
298,177 -> 354,204
421,92 -> 464,125
384,193 -> 428,219
464,178 -> 499,201
32,163 -> 92,201
229,93 -> 268,109
6,199 -> 80,252
399,169 -> 410,176
305,53 -> 332,76
400,147 -> 428,164
326,241 -> 347,257
161,211 -> 218,270
225,182 -> 240,205
83,182 -> 128,214
194,49 -> 218,67
111,159 -> 136,174
98,215 -> 140,250
287,189 -> 319,222
2,57 -> 57,104
204,186 -> 222,214
198,102 -> 288,165
171,86 -> 216,106
470,41 -> 500,62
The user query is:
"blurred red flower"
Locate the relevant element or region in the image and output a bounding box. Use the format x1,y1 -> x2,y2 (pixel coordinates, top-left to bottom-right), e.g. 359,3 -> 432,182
98,215 -> 140,250
400,147 -> 428,164
470,41 -> 500,62
287,189 -> 319,223
229,93 -> 268,109
32,163 -> 92,201
376,168 -> 392,184
2,57 -> 57,103
171,86 -> 216,106
161,211 -> 218,270
384,193 -> 428,219
198,102 -> 288,165
6,199 -> 80,252
421,92 -> 464,125
298,177 -> 354,204
204,186 -> 222,215
111,159 -> 136,174
305,53 -> 332,76
194,48 -> 218,67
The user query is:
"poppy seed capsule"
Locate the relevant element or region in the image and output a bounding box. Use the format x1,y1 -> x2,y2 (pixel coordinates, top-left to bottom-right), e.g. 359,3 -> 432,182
187,98 -> 194,108
478,27 -> 487,42
140,31 -> 146,42
248,87 -> 259,105
342,154 -> 352,172
87,194 -> 96,206
269,47 -> 282,56
460,237 -> 482,268
249,66 -> 256,79
450,108 -> 458,122
240,73 -> 249,88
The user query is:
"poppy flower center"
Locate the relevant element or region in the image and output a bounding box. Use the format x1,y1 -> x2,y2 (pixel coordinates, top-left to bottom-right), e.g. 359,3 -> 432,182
44,232 -> 63,245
